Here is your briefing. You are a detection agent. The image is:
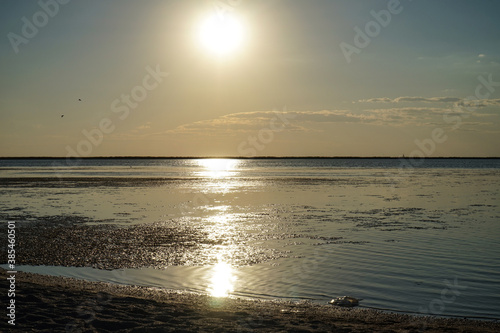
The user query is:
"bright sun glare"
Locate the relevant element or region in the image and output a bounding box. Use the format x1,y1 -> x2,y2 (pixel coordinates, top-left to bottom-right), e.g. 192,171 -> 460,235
197,159 -> 239,178
199,13 -> 245,57
208,261 -> 235,297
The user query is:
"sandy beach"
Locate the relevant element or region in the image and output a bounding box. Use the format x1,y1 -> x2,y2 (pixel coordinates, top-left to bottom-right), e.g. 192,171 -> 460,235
2,268 -> 499,332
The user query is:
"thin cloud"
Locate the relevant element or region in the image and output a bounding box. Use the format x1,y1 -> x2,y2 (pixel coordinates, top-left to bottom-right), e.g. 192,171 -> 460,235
132,122 -> 152,133
358,97 -> 394,103
359,96 -> 462,103
455,98 -> 500,108
164,110 -> 375,136
396,97 -> 462,103
368,107 -> 448,113
359,97 -> 392,103
149,104 -> 499,139
360,96 -> 500,111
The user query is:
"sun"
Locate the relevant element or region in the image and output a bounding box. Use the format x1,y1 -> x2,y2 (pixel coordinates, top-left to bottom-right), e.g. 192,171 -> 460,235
198,12 -> 245,57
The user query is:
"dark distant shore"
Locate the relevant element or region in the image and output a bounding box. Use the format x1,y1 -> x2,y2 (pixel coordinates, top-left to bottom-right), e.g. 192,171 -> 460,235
1,269 -> 499,332
1,156 -> 499,160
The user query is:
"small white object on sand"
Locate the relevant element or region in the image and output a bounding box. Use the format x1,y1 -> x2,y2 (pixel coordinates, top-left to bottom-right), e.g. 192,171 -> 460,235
329,296 -> 361,307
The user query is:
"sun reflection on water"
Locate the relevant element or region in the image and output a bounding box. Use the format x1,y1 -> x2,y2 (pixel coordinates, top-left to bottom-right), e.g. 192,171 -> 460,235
207,214 -> 237,297
208,259 -> 236,297
195,159 -> 241,297
196,159 -> 240,178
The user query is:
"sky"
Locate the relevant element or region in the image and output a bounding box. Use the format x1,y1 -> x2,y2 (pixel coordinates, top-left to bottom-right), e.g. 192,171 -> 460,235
1,0 -> 499,157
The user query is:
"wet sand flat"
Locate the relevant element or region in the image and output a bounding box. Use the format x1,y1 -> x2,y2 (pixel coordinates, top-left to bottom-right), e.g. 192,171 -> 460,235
0,216 -> 287,269
2,161 -> 500,323
1,268 -> 500,332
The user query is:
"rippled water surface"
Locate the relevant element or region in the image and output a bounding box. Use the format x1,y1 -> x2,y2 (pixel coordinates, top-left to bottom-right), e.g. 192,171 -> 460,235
1,158 -> 499,319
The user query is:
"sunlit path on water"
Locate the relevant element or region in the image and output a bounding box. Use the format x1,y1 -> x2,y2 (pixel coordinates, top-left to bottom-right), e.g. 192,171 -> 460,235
207,261 -> 236,297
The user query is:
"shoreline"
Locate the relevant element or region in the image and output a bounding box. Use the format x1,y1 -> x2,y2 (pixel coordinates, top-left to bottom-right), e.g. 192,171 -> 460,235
2,268 -> 499,332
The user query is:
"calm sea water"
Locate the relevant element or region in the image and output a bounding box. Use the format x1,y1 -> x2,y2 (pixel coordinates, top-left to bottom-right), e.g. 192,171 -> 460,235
1,158 -> 499,319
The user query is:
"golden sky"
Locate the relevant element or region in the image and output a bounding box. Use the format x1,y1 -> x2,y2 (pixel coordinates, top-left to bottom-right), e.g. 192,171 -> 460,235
1,0 -> 499,157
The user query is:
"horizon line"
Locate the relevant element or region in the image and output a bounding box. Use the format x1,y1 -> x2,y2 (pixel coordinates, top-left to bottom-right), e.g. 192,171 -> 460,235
1,156 -> 500,160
